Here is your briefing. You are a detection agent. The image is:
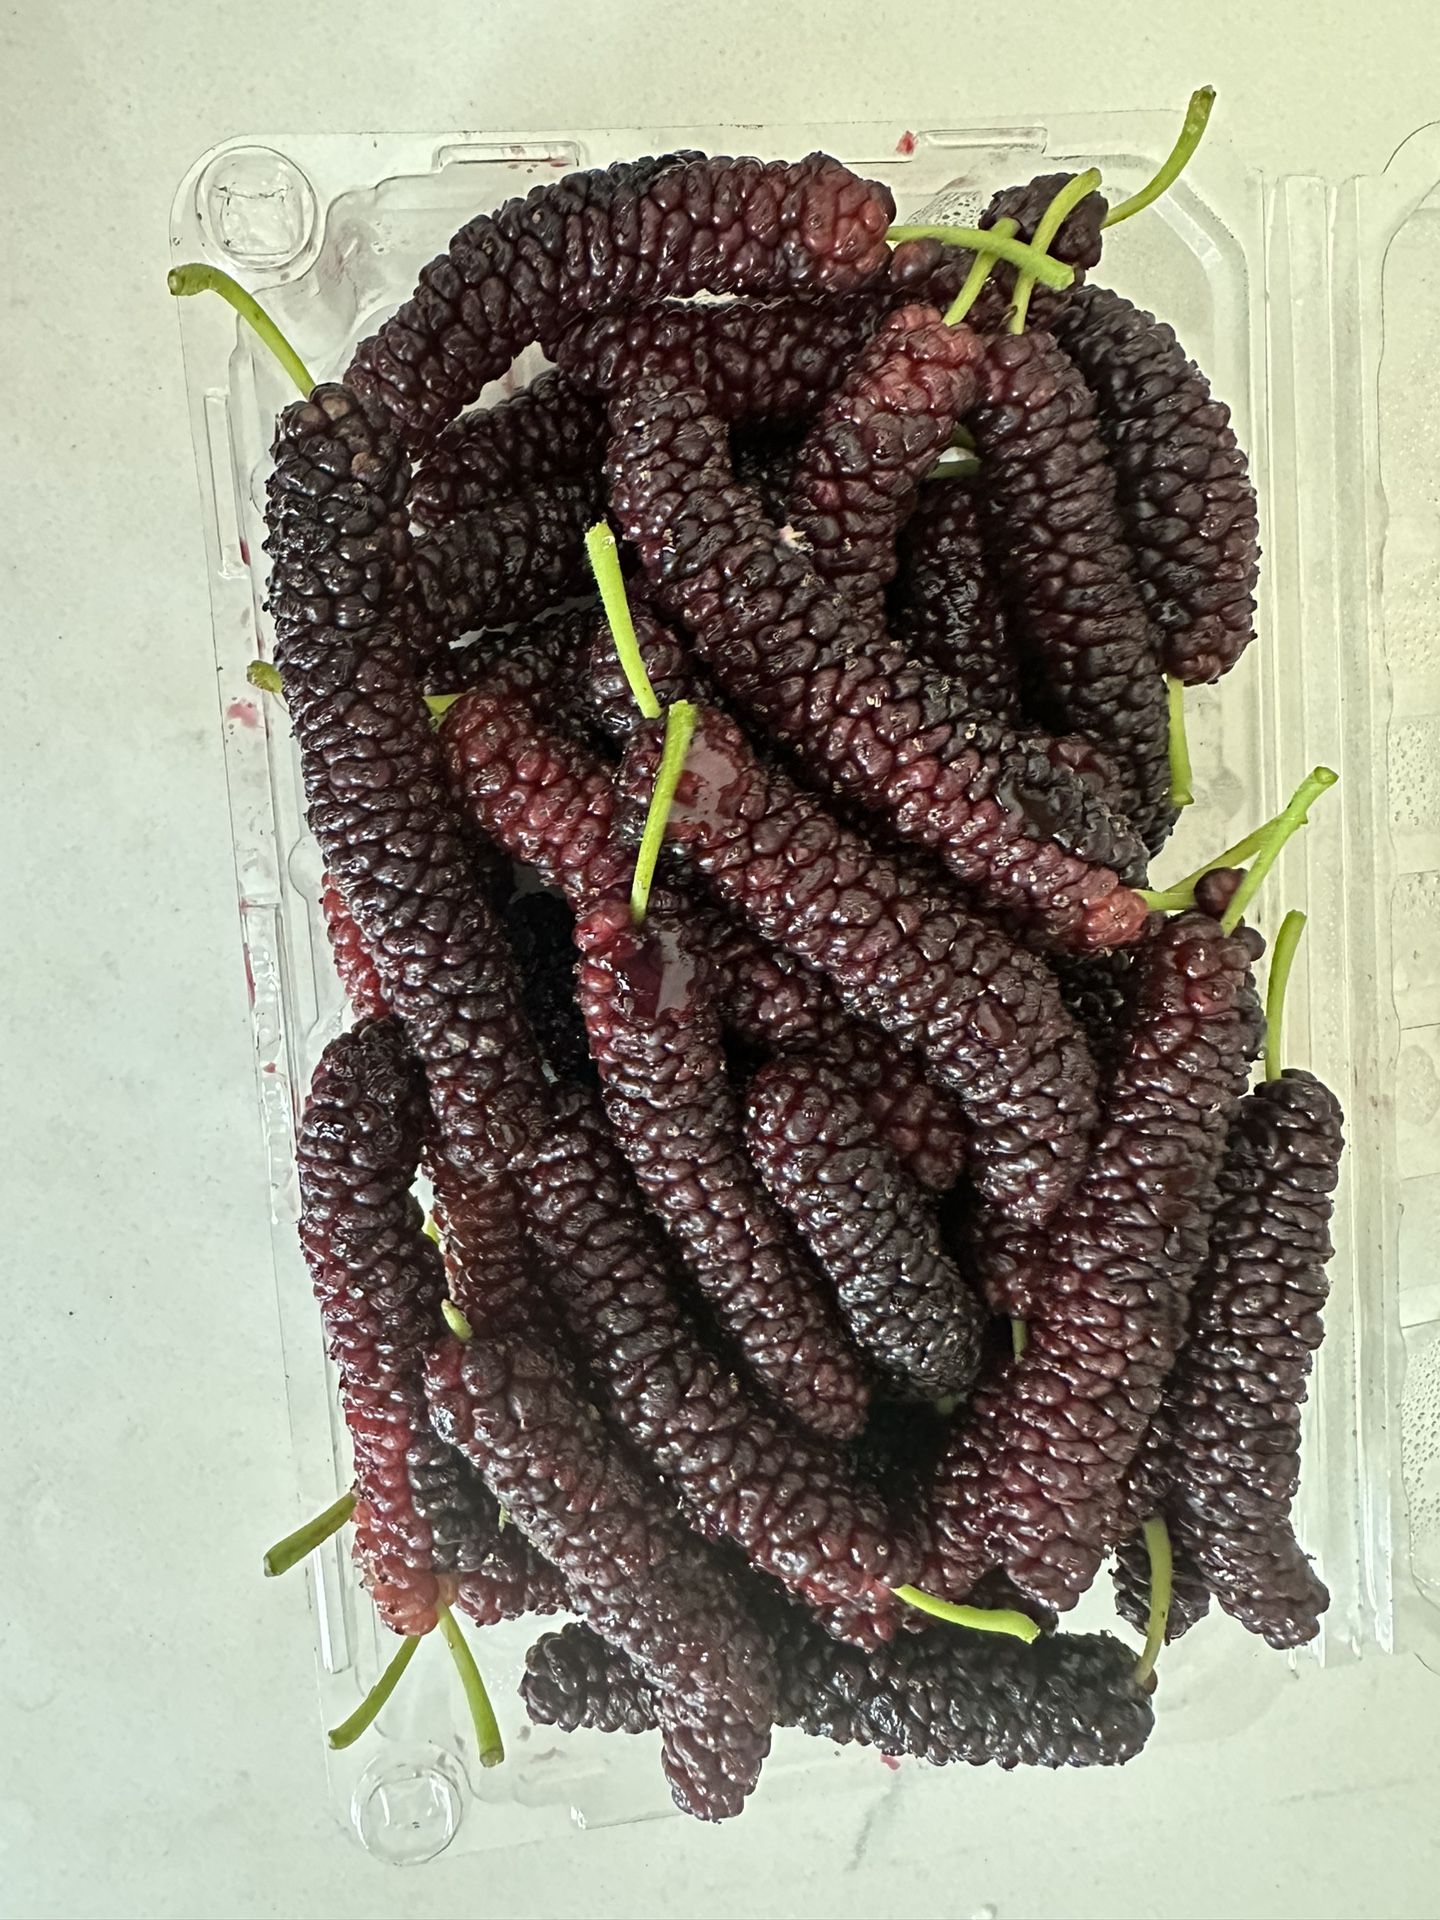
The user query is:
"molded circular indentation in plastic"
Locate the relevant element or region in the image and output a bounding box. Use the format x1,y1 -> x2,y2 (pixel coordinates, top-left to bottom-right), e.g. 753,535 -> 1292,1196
197,146 -> 316,271
350,1753 -> 464,1864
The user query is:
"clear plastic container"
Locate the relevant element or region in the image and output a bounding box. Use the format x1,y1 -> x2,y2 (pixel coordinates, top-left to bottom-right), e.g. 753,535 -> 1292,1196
168,110 -> 1440,1862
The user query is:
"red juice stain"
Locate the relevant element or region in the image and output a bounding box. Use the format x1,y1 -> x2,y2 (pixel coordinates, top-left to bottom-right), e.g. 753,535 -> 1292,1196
226,698 -> 260,728
880,1752 -> 902,1771
242,946 -> 256,1004
239,536 -> 250,565
895,131 -> 917,157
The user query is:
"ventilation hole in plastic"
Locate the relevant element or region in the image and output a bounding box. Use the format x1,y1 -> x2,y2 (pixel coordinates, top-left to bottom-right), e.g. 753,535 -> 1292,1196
350,1753 -> 464,1864
198,146 -> 316,272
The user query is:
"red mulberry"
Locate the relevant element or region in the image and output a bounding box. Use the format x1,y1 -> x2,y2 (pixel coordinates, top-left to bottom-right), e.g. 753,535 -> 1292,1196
575,895 -> 872,1439
923,910 -> 1265,1610
616,704 -> 1098,1225
1052,284 -> 1260,685
604,373 -> 1151,949
348,153 -> 897,445
746,1054 -> 985,1399
320,876 -> 390,1022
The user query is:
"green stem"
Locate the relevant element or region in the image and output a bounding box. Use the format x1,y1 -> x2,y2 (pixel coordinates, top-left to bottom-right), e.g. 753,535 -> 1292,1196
168,262 -> 314,397
1103,86 -> 1217,229
426,693 -> 464,723
886,225 -> 1075,290
263,1490 -> 357,1578
1009,170 -> 1102,334
1219,767 -> 1338,935
247,659 -> 283,696
1264,909 -> 1308,1082
922,453 -> 982,484
586,522 -> 660,720
942,217 -> 1016,326
1133,1516 -> 1173,1688
1167,675 -> 1194,809
631,700 -> 698,923
437,1603 -> 505,1770
1172,822 -> 1271,896
1010,1317 -> 1028,1358
892,1585 -> 1040,1645
442,1299 -> 473,1341
327,1633 -> 422,1749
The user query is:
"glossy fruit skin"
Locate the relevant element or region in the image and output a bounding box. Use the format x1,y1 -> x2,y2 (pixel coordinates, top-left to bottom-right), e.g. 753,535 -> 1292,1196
603,371 -> 1152,950
746,1053 -> 986,1400
410,370 -> 605,528
348,152 -> 898,446
320,876 -> 390,1022
922,911 -> 1266,1611
522,1612 -> 1154,1770
424,1158 -> 776,1821
968,331 -> 1174,851
575,895 -> 873,1440
501,890 -> 595,1088
785,305 -> 980,629
615,704 -> 1099,1226
889,480 -> 1020,723
411,479 -> 600,637
523,1083 -> 909,1636
1054,284 -> 1260,685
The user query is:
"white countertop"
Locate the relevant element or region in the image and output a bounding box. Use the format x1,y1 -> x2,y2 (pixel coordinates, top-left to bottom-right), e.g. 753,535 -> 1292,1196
4,3 -> 1439,1914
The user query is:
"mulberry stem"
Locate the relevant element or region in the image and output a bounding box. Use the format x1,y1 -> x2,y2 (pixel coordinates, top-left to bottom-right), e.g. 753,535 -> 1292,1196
437,1603 -> 505,1769
943,218 -> 1015,326
1133,1516 -> 1173,1688
885,225 -> 1075,290
263,1489 -> 356,1578
587,522 -> 661,720
247,659 -> 283,696
1167,675 -> 1194,808
327,1633 -> 421,1749
1009,170 -> 1103,334
442,1299 -> 474,1341
1103,87 -> 1216,229
631,700 -> 698,923
1220,768 -> 1338,934
167,263 -> 314,397
1264,909 -> 1308,1082
893,1584 -> 1041,1645
1011,1318 -> 1028,1358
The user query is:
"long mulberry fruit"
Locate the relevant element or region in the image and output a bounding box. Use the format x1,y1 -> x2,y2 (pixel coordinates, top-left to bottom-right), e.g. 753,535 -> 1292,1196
604,373 -> 1151,949
411,479 -> 599,637
1052,283 -> 1259,685
746,1054 -> 985,1399
889,480 -> 1020,723
410,370 -> 605,528
615,704 -> 1098,1225
348,153 -> 897,444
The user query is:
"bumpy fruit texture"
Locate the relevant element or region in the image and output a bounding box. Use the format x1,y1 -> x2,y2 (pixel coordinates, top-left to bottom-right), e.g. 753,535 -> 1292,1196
1054,284 -> 1259,684
266,387 -> 550,1177
320,876 -> 390,1023
295,1022 -> 454,1636
585,602 -> 701,745
575,895 -> 872,1440
501,890 -> 595,1087
604,372 -> 1152,950
785,305 -> 980,629
968,331 -> 1174,851
1050,947 -> 1136,1077
731,422 -> 802,523
1111,1519 -> 1212,1644
889,481 -> 1020,724
523,1614 -> 1154,1770
746,1054 -> 985,1399
348,152 -> 898,445
412,478 -> 599,637
1161,1070 -> 1343,1646
924,911 -> 1265,1610
425,1164 -> 775,1821
555,293 -> 883,419
616,705 -> 1098,1226
523,1084 -> 909,1634
410,370 -> 605,528
440,606 -> 599,732
973,171 -> 1109,330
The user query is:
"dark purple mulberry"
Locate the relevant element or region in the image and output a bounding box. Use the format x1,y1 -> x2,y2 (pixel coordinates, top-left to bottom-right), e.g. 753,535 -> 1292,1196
780,304 -> 979,627
746,1054 -> 985,1400
523,1084 -> 908,1634
923,910 -> 1266,1611
348,153 -> 898,445
971,171 -> 1109,330
575,896 -> 872,1439
1111,1521 -> 1212,1644
968,331 -> 1174,849
1053,284 -> 1259,684
889,480 -> 1020,723
604,373 -> 1152,950
410,370 -> 605,528
523,1614 -> 1153,1770
616,705 -> 1098,1226
425,1164 -> 775,1821
411,479 -> 599,637
501,890 -> 594,1087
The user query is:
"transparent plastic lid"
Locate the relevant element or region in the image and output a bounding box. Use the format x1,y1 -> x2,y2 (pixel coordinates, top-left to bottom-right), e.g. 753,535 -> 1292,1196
168,110 -> 1440,1861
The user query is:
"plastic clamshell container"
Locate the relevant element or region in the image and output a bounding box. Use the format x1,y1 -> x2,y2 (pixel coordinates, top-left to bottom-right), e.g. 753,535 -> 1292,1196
169,113 -> 1440,1862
